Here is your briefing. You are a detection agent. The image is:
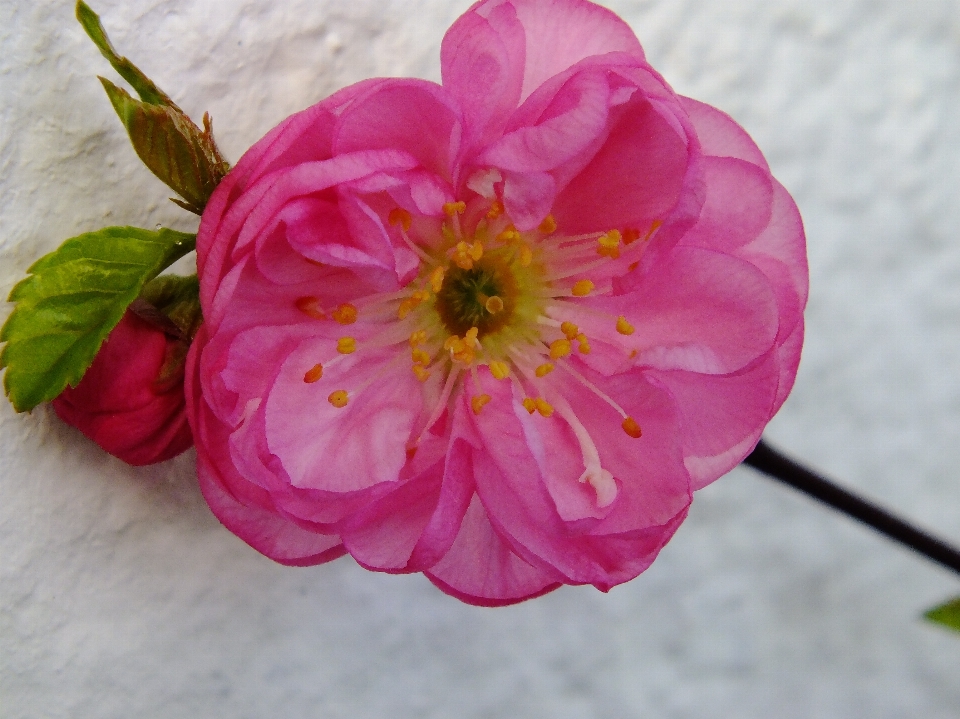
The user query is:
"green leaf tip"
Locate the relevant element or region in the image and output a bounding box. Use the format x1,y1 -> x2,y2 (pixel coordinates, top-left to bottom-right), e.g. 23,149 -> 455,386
75,1 -> 170,107
76,2 -> 229,213
924,596 -> 960,634
1,226 -> 196,413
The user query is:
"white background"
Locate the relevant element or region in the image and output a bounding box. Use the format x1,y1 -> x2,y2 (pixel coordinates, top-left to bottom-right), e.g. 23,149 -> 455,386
3,0 -> 960,716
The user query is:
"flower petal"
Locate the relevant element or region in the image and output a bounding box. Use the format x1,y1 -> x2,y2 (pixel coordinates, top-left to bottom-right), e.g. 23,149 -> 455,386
680,96 -> 769,169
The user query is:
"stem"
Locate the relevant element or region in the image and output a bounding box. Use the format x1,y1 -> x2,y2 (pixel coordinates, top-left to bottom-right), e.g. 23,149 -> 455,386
743,438 -> 960,576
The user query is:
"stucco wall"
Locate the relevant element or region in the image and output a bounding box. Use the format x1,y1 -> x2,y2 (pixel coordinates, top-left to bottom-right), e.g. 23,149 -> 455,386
2,1 -> 960,717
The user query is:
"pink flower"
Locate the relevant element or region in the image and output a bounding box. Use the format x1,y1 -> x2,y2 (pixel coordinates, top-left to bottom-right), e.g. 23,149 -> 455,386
54,310 -> 193,466
187,0 -> 807,605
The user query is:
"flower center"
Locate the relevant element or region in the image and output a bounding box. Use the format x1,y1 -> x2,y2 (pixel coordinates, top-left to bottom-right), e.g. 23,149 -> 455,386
434,255 -> 517,338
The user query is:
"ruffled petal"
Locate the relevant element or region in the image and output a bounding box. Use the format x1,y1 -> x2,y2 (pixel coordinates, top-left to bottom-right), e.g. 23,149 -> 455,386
426,494 -> 562,606
680,96 -> 769,169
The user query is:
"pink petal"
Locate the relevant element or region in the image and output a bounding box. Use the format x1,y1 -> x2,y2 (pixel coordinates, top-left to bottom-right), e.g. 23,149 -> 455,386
426,494 -> 562,606
501,170 -> 556,230
680,96 -> 769,169
333,79 -> 462,183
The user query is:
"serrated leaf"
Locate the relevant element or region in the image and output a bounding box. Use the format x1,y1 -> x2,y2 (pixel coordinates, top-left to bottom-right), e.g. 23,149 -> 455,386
136,273 -> 202,340
101,79 -> 227,214
0,226 -> 196,412
77,2 -> 228,214
924,597 -> 960,633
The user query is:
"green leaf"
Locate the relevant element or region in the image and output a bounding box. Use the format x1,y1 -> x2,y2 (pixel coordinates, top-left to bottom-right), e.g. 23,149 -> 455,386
75,1 -> 171,107
101,79 -> 227,215
924,597 -> 960,633
77,2 -> 228,214
0,227 -> 196,413
136,273 -> 202,340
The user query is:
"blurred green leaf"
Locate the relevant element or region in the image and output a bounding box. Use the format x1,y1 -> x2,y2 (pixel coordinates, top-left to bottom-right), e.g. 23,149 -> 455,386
924,597 -> 960,633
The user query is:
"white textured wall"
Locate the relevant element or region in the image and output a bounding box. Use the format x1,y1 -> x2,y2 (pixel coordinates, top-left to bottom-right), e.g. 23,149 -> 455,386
3,0 -> 960,716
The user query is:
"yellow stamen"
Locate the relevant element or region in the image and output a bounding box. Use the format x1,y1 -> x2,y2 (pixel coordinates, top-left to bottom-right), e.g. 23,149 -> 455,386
496,226 -> 521,243
534,398 -> 554,417
535,363 -> 555,378
485,295 -> 504,314
470,241 -> 484,262
331,303 -> 358,325
572,280 -> 595,297
519,244 -> 533,267
295,296 -> 326,320
412,365 -> 431,382
622,228 -> 641,245
464,327 -> 479,347
489,361 -> 510,380
452,241 -> 483,270
622,417 -> 642,438
337,337 -> 357,354
538,214 -> 557,235
409,330 -> 428,347
487,200 -> 504,219
328,390 -> 349,408
597,229 -> 622,259
549,338 -> 572,360
429,266 -> 445,293
411,348 -> 431,366
616,315 -> 635,335
522,398 -> 537,414
561,322 -> 579,340
388,207 -> 412,231
443,201 -> 467,216
397,296 -> 423,319
471,394 -> 492,415
576,333 -> 591,354
303,363 -> 324,383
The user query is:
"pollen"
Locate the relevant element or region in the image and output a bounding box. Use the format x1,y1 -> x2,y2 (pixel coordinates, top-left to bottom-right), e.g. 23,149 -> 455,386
452,241 -> 484,270
303,363 -> 324,383
622,416 -> 642,438
471,394 -> 492,415
411,348 -> 431,365
332,303 -> 358,325
519,244 -> 533,267
388,207 -> 412,231
295,296 -> 326,320
487,200 -> 504,219
397,295 -> 423,319
534,398 -> 554,417
597,230 -> 622,259
409,329 -> 428,347
522,398 -> 537,414
485,295 -> 505,314
561,322 -> 579,340
429,266 -> 445,293
549,338 -> 572,360
489,361 -> 510,380
412,365 -> 431,382
622,228 -> 642,245
535,362 -> 555,377
496,226 -> 521,243
443,201 -> 467,216
616,315 -> 635,335
538,214 -> 557,235
464,326 -> 479,347
328,390 -> 349,408
576,333 -> 591,354
572,279 -> 595,297
337,337 -> 357,354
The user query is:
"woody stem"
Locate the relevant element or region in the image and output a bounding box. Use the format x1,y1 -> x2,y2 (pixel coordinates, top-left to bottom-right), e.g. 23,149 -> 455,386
743,438 -> 960,576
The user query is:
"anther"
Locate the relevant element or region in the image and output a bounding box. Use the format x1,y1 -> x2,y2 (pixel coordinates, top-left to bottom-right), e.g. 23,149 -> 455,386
337,337 -> 357,354
412,348 -> 431,365
443,201 -> 467,216
409,330 -> 428,347
471,394 -> 492,415
534,398 -> 554,417
295,296 -> 326,320
576,333 -> 591,354
522,398 -> 537,414
429,266 -> 445,293
622,417 -> 642,438
452,241 -> 483,270
388,208 -> 412,231
303,363 -> 324,383
489,361 -> 510,380
398,296 -> 423,319
332,303 -> 358,325
597,230 -> 622,259
549,339 -> 572,360
485,295 -> 504,314
464,327 -> 479,347
519,244 -> 533,267
535,363 -> 555,377
496,226 -> 521,243
412,365 -> 431,382
538,215 -> 557,235
328,390 -> 349,408
572,280 -> 595,296
622,228 -> 641,245
561,322 -> 579,340
487,200 -> 504,219
616,315 -> 635,335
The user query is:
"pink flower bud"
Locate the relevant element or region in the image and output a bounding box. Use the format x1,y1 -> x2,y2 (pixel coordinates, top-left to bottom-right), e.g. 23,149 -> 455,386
53,310 -> 192,465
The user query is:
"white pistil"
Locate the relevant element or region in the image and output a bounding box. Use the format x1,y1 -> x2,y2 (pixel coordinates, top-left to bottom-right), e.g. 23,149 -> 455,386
549,393 -> 618,508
